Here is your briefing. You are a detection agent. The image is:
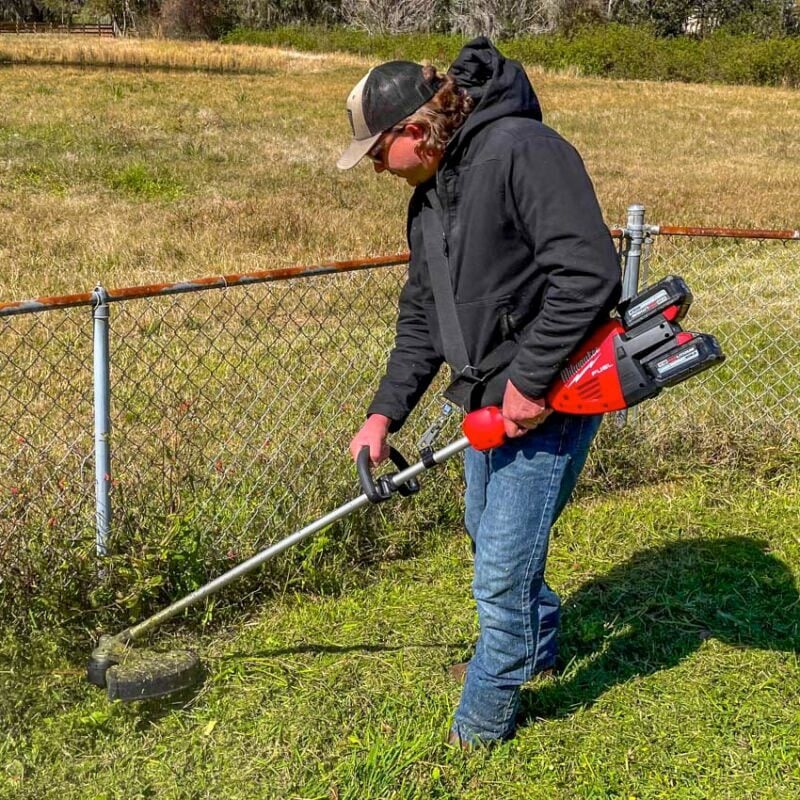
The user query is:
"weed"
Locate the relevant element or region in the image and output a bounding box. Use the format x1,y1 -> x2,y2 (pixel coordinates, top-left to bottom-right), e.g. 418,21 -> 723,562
107,163 -> 184,201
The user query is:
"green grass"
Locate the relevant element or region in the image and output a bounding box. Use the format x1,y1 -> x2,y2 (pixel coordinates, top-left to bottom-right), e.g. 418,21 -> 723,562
2,468 -> 799,798
107,163 -> 185,201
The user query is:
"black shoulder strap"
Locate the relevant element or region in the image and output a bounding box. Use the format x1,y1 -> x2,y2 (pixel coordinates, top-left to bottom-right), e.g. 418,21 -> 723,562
421,185 -> 471,374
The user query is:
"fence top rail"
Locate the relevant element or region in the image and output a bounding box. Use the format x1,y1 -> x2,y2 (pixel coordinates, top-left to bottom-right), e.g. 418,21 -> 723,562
8,222 -> 794,319
649,225 -> 800,240
0,223 -> 625,319
0,253 -> 410,318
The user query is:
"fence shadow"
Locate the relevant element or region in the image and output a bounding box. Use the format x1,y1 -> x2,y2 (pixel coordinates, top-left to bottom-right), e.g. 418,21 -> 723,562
519,536 -> 799,724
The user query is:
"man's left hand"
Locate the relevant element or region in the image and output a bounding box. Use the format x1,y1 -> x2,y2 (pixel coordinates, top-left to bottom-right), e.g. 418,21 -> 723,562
501,380 -> 551,439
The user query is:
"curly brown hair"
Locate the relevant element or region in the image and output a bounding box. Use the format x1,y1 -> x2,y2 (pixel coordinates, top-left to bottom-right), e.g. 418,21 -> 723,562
400,65 -> 475,153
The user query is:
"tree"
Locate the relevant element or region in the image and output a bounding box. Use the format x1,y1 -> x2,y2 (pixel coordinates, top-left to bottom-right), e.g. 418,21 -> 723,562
2,0 -> 53,22
611,0 -> 794,36
160,0 -> 237,37
85,0 -> 160,32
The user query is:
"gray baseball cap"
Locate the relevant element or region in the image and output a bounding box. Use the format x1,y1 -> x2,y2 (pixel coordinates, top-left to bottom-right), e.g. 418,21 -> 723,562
337,61 -> 438,170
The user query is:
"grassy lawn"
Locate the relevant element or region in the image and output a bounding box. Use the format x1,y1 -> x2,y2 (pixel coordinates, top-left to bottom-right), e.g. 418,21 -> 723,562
2,468 -> 799,798
1,35 -> 799,799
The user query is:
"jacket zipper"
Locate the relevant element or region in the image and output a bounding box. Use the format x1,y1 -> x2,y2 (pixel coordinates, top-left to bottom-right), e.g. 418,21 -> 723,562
435,174 -> 451,258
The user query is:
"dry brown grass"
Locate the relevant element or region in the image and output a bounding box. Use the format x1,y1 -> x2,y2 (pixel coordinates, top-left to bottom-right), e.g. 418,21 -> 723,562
545,73 -> 800,230
0,36 -> 798,301
0,34 -> 363,72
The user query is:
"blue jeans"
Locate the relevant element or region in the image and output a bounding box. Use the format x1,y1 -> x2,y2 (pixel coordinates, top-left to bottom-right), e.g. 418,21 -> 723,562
452,411 -> 602,743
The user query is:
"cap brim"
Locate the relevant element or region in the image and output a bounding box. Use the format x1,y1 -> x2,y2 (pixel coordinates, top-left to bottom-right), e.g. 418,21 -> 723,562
337,132 -> 382,170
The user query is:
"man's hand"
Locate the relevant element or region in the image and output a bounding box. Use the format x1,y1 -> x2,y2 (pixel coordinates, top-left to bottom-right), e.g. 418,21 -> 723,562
501,380 -> 551,439
349,414 -> 392,465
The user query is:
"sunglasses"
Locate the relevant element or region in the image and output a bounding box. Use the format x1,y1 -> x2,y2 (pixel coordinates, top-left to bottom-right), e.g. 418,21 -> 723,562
367,126 -> 406,165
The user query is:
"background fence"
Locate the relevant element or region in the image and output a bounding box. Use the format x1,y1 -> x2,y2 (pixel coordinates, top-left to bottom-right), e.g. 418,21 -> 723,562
1,208 -> 798,631
630,224 -> 800,450
0,22 -> 116,37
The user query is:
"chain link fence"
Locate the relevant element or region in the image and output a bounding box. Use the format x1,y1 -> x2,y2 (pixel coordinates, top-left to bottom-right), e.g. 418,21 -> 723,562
0,258 -> 464,627
0,307 -> 95,603
1,214 -> 798,630
107,266 -> 434,550
633,226 -> 800,450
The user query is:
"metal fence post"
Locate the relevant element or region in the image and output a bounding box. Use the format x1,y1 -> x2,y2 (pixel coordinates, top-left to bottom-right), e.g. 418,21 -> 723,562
93,284 -> 112,557
616,204 -> 646,427
622,203 -> 646,301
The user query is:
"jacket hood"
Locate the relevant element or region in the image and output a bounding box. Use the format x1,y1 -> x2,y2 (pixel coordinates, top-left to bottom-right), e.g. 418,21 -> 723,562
446,37 -> 542,153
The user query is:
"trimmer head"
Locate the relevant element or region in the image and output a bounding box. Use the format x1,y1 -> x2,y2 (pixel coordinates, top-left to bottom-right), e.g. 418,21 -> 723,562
87,635 -> 203,702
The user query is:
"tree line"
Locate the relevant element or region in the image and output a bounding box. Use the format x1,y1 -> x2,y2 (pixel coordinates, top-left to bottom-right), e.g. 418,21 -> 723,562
2,0 -> 798,41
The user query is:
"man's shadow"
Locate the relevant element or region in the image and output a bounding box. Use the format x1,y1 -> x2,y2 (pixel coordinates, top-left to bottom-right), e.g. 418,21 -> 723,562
520,536 -> 799,722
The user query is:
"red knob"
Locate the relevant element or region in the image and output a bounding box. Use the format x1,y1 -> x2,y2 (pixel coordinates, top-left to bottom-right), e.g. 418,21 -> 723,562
462,406 -> 506,451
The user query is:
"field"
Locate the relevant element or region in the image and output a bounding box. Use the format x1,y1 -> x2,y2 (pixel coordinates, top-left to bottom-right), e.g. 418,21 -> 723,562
1,36 -> 799,300
1,35 -> 799,800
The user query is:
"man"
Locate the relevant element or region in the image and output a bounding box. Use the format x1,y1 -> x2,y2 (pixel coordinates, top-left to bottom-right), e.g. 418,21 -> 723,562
337,38 -> 621,748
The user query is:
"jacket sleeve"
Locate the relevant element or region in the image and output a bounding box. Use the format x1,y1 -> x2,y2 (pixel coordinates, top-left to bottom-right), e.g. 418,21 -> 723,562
505,136 -> 622,398
366,272 -> 444,432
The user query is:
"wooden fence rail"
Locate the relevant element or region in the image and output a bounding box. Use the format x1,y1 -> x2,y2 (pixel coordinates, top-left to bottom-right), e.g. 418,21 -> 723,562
0,21 -> 116,37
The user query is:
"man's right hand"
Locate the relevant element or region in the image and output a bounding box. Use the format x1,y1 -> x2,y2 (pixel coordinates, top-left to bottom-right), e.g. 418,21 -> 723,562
349,414 -> 392,465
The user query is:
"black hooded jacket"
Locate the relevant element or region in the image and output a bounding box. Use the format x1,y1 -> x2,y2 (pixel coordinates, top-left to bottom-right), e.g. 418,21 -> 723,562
367,38 -> 621,430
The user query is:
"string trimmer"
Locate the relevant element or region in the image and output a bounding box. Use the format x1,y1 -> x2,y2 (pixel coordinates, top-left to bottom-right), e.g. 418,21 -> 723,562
87,275 -> 724,701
